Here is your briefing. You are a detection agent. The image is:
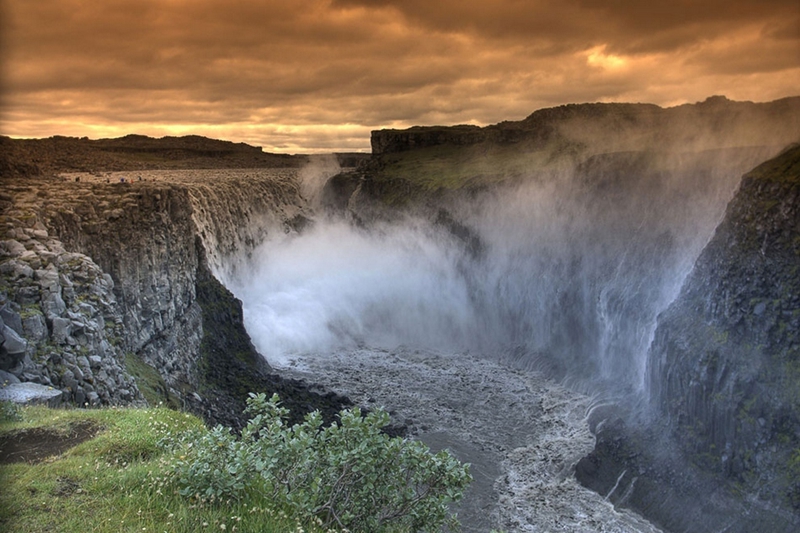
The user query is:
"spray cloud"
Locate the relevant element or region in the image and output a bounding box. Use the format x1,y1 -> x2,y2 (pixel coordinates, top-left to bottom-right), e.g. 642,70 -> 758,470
227,145 -> 780,398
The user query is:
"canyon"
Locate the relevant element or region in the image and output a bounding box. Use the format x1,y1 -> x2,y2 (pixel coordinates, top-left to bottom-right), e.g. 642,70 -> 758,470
1,96 -> 799,531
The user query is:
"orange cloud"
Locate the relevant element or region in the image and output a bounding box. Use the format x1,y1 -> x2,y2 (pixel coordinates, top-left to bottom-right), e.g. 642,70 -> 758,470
2,0 -> 798,152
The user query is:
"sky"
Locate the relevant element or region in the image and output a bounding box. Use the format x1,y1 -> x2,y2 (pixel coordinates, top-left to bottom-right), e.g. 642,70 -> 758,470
1,0 -> 798,153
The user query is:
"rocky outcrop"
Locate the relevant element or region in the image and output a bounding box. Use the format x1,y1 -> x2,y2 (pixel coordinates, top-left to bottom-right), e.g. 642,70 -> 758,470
372,125 -> 488,154
0,382 -> 63,406
0,224 -> 143,407
648,145 -> 800,514
0,172 -> 350,427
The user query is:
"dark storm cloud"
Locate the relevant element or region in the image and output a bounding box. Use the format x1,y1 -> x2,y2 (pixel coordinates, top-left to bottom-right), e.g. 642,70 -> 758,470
333,0 -> 799,52
2,0 -> 797,152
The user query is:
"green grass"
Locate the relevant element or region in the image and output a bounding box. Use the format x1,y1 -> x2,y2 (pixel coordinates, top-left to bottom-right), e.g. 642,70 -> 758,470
124,353 -> 181,409
0,406 -> 335,533
370,138 -> 581,206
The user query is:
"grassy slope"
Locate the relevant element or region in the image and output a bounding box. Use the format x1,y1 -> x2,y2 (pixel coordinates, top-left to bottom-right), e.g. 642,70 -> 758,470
370,139 -> 579,205
0,406 -> 326,533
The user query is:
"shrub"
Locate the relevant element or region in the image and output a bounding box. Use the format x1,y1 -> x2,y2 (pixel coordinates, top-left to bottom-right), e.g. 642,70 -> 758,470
0,400 -> 22,423
172,393 -> 472,531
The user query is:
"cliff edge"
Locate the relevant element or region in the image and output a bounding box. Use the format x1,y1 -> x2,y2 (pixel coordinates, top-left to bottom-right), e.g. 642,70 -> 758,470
0,171 -> 350,428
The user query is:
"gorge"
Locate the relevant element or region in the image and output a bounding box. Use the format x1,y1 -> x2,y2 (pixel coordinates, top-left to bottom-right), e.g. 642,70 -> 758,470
1,96 -> 799,532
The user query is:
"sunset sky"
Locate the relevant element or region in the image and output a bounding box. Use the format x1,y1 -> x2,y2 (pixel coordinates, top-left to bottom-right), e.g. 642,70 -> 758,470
2,0 -> 798,153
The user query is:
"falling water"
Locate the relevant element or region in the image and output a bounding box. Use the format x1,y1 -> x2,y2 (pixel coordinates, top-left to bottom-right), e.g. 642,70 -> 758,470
214,145 -> 784,531
228,147 -> 776,399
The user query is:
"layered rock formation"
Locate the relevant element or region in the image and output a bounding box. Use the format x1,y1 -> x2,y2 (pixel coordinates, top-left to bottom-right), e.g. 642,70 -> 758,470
0,171 -> 350,427
648,145 -> 800,511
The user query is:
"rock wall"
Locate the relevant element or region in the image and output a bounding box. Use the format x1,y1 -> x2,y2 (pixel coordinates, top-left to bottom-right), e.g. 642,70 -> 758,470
0,223 -> 143,407
0,172 -> 350,427
647,145 -> 800,512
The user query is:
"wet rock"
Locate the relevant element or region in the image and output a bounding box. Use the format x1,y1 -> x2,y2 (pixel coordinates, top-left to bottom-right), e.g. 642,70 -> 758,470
648,146 -> 800,523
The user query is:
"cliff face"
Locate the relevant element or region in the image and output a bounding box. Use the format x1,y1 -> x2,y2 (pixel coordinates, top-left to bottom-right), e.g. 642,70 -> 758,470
371,96 -> 800,156
0,218 -> 144,407
0,171 -> 350,427
335,98 -> 800,529
648,145 -> 800,510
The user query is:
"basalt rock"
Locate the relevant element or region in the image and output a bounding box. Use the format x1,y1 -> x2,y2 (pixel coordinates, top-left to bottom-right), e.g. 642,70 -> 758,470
648,145 -> 800,520
0,172 -> 350,427
371,96 -> 800,156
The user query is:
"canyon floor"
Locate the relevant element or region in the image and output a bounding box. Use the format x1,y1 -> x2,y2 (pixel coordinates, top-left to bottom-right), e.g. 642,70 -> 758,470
276,348 -> 661,533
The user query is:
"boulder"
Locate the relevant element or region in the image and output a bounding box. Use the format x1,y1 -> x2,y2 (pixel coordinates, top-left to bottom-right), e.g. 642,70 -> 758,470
1,324 -> 28,371
0,369 -> 20,386
0,382 -> 63,406
0,306 -> 23,334
22,313 -> 48,342
0,239 -> 27,258
42,292 -> 67,319
50,317 -> 71,344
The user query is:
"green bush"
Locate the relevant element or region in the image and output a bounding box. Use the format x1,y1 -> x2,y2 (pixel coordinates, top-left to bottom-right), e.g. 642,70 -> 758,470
172,393 -> 472,532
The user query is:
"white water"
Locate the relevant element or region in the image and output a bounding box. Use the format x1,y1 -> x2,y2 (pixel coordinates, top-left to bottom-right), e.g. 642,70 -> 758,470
276,346 -> 663,532
218,146 -> 779,531
231,219 -> 479,361
228,148 -> 774,396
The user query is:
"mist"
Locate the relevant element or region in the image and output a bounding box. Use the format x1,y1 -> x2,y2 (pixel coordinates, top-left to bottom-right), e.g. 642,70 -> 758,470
226,145 -> 780,400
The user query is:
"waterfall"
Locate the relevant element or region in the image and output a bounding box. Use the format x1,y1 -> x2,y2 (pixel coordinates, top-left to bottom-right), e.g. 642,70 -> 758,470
227,146 -> 778,399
